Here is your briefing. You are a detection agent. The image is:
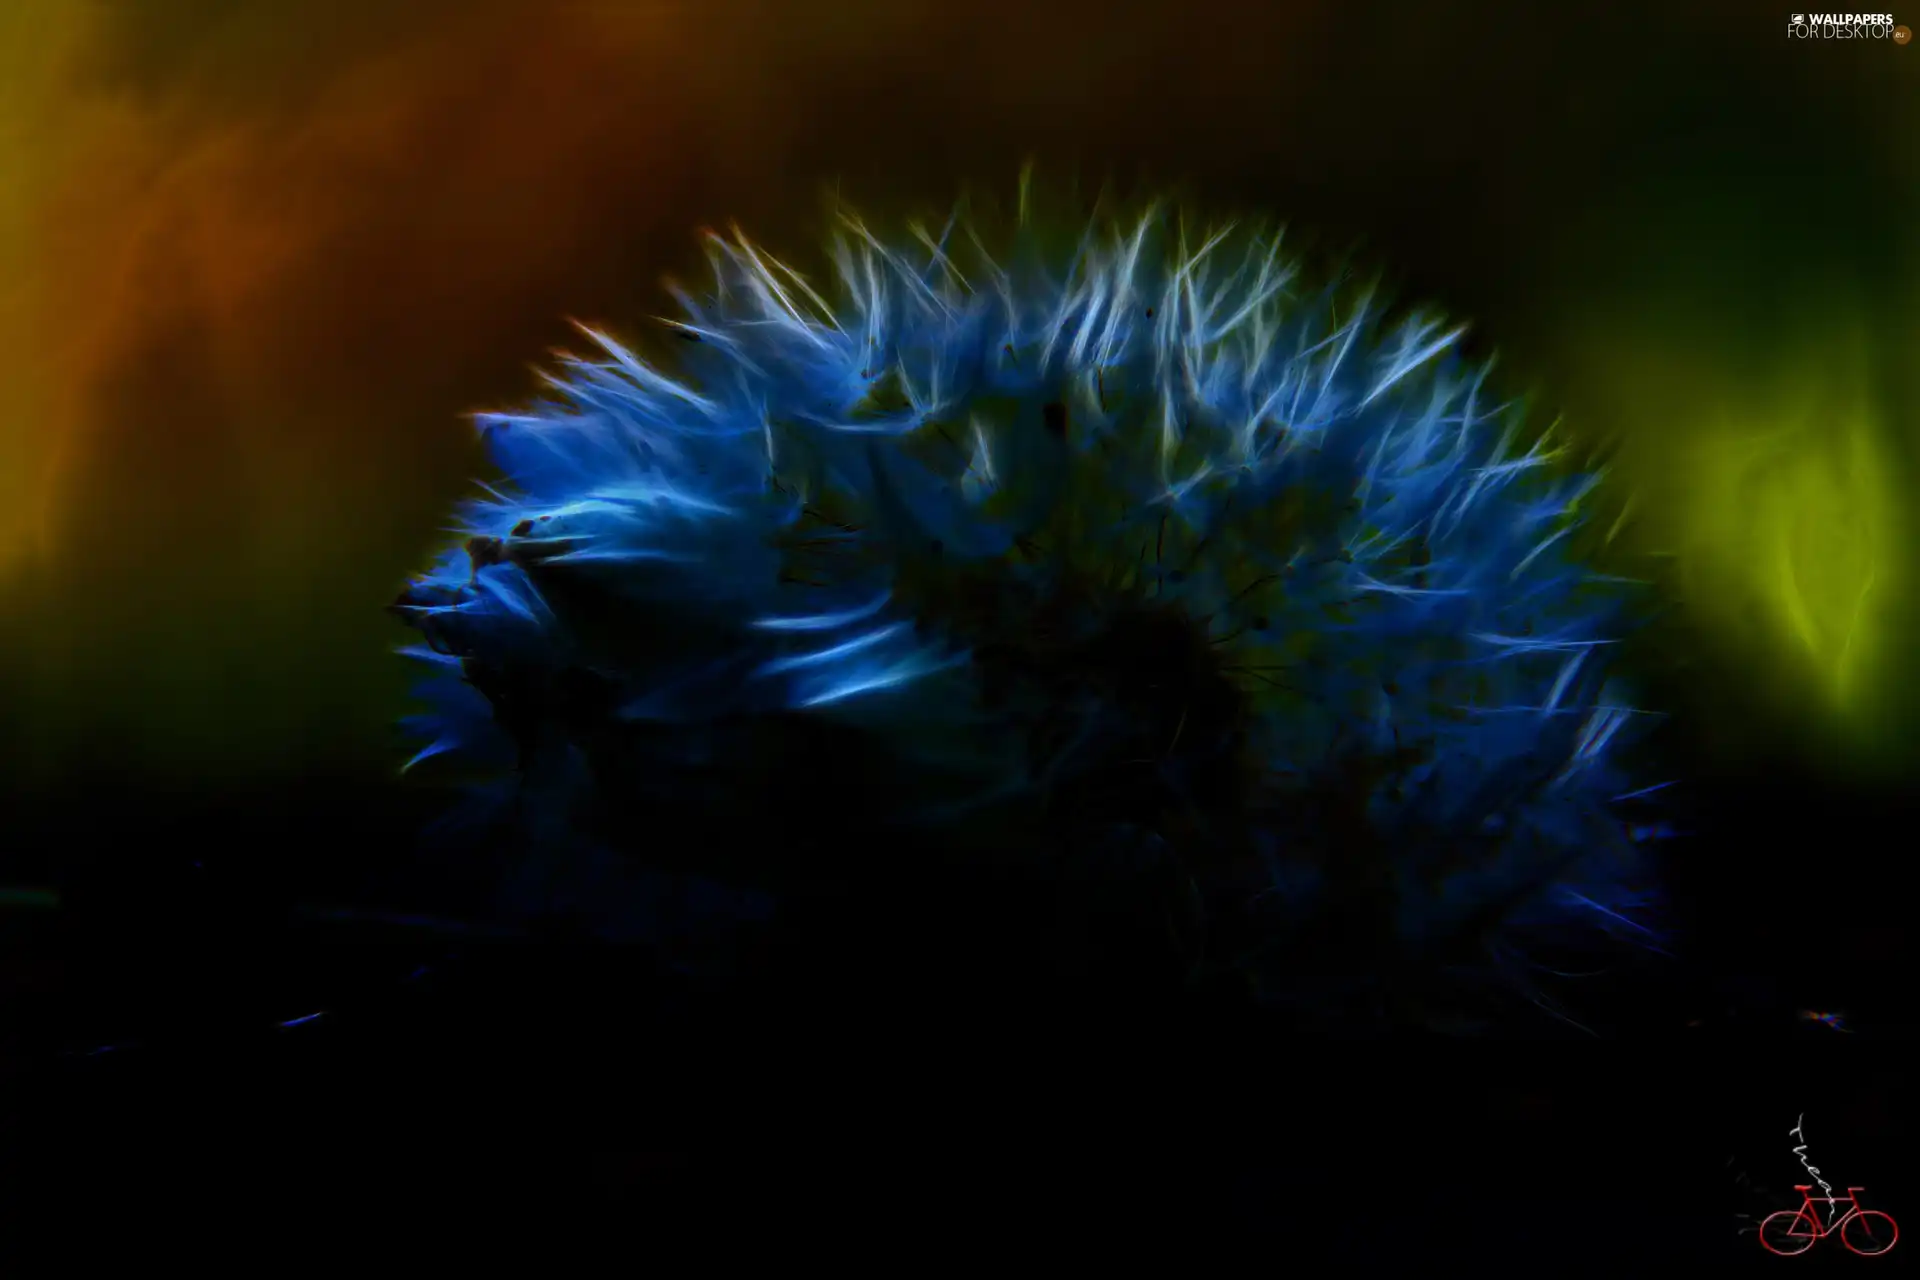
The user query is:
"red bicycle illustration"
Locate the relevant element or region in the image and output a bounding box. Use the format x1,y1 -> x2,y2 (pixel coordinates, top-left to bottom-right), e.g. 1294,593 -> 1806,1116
1759,1186 -> 1899,1256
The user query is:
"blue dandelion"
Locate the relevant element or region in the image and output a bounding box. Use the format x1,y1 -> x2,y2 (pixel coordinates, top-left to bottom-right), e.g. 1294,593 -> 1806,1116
393,176 -> 1667,1029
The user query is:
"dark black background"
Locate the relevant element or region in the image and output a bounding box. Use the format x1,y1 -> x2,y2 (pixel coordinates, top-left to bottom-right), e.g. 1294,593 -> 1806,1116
1,738 -> 1913,1265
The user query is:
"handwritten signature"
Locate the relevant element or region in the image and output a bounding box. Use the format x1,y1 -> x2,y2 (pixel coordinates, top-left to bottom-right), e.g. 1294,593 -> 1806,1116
1790,1113 -> 1840,1227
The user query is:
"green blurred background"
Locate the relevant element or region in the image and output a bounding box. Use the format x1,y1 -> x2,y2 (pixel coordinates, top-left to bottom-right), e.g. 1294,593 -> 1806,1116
1,0 -> 1915,803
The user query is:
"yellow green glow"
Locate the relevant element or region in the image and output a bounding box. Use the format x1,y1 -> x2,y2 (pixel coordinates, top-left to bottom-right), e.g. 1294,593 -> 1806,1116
1682,391 -> 1895,714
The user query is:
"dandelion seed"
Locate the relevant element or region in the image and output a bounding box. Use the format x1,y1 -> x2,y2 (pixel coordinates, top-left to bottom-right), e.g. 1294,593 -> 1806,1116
393,178 -> 1666,1030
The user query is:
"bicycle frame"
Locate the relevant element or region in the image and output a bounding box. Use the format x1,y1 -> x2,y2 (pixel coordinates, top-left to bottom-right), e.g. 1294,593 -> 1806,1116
1782,1186 -> 1865,1236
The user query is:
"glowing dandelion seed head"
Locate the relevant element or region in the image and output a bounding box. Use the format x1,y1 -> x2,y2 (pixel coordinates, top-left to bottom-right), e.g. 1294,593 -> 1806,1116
394,183 -> 1665,1022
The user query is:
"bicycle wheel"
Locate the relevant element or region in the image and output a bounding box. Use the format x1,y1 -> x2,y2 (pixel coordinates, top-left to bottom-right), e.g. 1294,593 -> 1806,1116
1759,1210 -> 1819,1256
1842,1210 -> 1899,1256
